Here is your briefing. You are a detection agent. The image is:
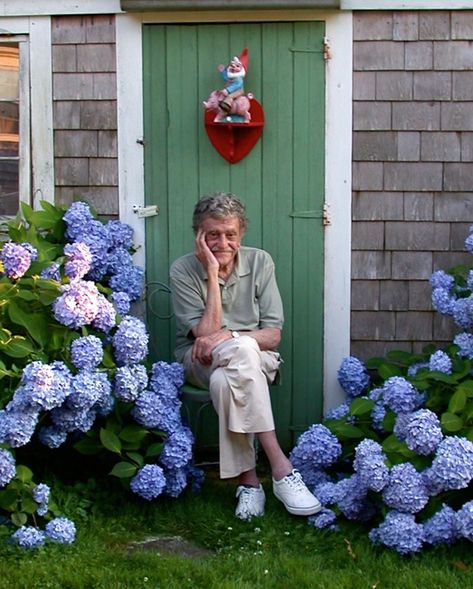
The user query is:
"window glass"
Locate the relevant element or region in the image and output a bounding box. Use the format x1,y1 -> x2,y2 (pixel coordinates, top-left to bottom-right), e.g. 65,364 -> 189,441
0,44 -> 19,216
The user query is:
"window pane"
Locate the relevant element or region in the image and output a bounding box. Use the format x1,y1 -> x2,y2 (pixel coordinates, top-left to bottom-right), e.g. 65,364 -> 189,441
0,160 -> 18,215
0,45 -> 19,100
0,102 -> 19,157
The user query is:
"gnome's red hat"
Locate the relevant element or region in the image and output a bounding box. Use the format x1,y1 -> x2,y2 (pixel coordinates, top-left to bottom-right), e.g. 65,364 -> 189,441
238,48 -> 248,72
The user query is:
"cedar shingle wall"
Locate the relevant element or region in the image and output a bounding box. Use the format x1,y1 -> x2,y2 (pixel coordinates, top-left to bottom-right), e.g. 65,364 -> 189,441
351,10 -> 473,360
51,15 -> 118,217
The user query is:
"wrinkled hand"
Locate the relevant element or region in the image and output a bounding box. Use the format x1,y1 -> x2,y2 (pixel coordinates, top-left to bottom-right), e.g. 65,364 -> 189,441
195,229 -> 219,276
192,330 -> 230,365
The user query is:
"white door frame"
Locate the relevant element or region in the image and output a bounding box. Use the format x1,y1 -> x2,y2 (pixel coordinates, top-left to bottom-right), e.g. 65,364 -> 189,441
116,9 -> 352,411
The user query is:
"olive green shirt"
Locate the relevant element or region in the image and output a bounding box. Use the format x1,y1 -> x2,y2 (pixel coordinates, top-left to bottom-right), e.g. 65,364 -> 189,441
170,246 -> 284,362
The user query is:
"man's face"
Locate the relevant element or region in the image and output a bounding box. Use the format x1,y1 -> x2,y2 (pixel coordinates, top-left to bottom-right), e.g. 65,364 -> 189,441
201,216 -> 242,270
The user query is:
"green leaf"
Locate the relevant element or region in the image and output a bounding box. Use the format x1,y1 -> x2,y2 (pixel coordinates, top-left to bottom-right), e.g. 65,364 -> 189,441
119,424 -> 149,443
109,461 -> 138,478
0,489 -> 18,511
126,452 -> 144,466
0,336 -> 35,358
441,412 -> 464,432
100,428 -> 122,454
145,442 -> 164,458
21,498 -> 39,515
7,300 -> 48,347
448,388 -> 467,414
348,397 -> 374,417
0,328 -> 11,346
378,363 -> 403,379
20,201 -> 34,223
325,420 -> 365,439
0,283 -> 17,300
11,512 -> 27,527
458,380 -> 473,398
15,465 -> 33,483
73,438 -> 103,455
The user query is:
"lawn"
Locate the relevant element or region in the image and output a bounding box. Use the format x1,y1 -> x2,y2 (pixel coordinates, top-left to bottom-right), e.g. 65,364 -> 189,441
0,463 -> 471,589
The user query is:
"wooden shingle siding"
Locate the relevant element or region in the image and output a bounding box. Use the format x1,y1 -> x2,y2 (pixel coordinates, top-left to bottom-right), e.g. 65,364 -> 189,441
51,15 -> 118,217
351,9 -> 473,360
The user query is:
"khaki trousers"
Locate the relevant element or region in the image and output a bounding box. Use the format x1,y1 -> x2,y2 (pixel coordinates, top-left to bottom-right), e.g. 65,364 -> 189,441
182,336 -> 281,479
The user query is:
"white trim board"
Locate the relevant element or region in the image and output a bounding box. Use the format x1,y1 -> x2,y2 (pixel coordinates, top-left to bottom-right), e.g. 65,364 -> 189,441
341,0 -> 473,8
0,1 -> 122,17
116,10 -> 351,411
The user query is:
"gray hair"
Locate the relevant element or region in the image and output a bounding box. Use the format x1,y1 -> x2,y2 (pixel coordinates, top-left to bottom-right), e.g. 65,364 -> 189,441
192,192 -> 248,234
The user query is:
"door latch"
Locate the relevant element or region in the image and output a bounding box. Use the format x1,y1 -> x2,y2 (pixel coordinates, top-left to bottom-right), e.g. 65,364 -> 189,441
133,205 -> 159,218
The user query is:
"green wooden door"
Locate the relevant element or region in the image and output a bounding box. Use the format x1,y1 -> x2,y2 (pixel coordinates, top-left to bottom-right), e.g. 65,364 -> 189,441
143,21 -> 325,449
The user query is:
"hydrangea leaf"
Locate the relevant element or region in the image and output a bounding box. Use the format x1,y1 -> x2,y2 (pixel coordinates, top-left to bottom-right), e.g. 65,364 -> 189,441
0,490 -> 17,511
457,380 -> 473,398
7,301 -> 48,348
0,335 -> 36,358
125,452 -> 144,467
0,329 -> 11,346
145,442 -> 164,458
378,363 -> 403,380
0,283 -> 18,300
348,398 -> 374,417
99,428 -> 122,454
11,512 -> 27,527
440,412 -> 464,432
448,388 -> 467,414
325,421 -> 365,440
119,424 -> 149,443
73,438 -> 103,455
15,465 -> 33,483
21,498 -> 39,515
109,461 -> 138,478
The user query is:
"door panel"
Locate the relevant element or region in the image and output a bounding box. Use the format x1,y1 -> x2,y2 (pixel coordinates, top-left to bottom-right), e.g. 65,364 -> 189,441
143,21 -> 325,448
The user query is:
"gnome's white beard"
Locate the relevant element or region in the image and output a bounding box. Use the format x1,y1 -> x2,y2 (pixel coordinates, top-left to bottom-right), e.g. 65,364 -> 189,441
226,67 -> 245,79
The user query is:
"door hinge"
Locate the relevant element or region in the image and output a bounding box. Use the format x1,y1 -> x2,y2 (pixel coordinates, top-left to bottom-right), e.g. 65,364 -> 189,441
323,37 -> 331,61
133,205 -> 159,218
289,204 -> 331,226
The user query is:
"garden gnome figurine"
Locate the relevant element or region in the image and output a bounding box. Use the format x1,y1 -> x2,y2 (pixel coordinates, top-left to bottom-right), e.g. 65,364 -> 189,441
218,48 -> 248,113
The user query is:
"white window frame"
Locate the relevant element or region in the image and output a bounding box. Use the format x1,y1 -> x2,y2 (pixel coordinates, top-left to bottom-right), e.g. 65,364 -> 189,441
0,16 -> 54,212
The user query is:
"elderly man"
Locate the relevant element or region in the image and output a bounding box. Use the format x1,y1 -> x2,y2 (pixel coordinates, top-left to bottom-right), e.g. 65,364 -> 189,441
170,192 -> 321,521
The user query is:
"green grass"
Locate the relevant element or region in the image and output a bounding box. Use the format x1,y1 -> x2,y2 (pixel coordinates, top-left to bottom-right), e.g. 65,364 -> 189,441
0,466 -> 471,589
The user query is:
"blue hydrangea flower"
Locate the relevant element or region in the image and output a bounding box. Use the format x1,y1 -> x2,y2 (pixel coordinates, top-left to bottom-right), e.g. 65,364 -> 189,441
454,332 -> 473,359
0,448 -> 16,487
0,409 -> 39,447
429,350 -> 452,374
430,270 -> 455,291
187,464 -> 205,493
325,402 -> 351,421
456,500 -> 473,541
77,220 -> 112,281
353,439 -> 389,492
92,294 -> 117,332
63,201 -> 95,241
465,226 -> 473,253
114,364 -> 148,402
290,424 -> 342,472
130,464 -> 166,500
131,390 -> 182,433
45,517 -> 76,544
113,315 -> 149,366
106,219 -> 134,249
160,426 -> 194,470
12,526 -> 46,549
407,361 -> 429,377
150,361 -> 185,392
308,508 -> 338,530
110,266 -> 144,302
1,241 -> 37,279
423,436 -> 473,494
452,296 -> 473,329
382,463 -> 429,514
382,376 -> 424,414
337,356 -> 370,397
64,242 -> 92,280
53,280 -> 100,328
393,412 -> 412,442
431,287 -> 455,315
67,370 -> 111,412
334,475 -> 376,521
112,291 -> 131,316
51,405 -> 96,433
370,400 -> 387,433
40,262 -> 61,281
313,481 -> 338,506
369,511 -> 424,555
423,504 -> 459,545
38,425 -> 68,449
106,247 -> 133,275
15,361 -> 72,411
33,483 -> 50,516
163,467 -> 188,498
404,409 -> 443,456
70,336 -> 103,370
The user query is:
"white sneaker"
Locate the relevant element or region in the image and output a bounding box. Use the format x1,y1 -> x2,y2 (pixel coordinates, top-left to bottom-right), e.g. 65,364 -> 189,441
273,469 -> 322,516
235,484 -> 266,521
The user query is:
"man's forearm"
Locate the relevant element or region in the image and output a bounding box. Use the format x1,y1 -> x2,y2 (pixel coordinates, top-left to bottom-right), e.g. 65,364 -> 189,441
236,327 -> 281,351
192,274 -> 222,337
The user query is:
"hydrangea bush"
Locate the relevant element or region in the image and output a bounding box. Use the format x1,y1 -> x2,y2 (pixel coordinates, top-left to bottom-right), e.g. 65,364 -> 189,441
0,201 -> 201,549
292,227 -> 473,555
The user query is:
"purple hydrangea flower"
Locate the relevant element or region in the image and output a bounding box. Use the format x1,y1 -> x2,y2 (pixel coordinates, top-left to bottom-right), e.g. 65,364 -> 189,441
454,332 -> 473,359
53,280 -> 100,329
431,287 -> 455,315
371,400 -> 387,433
353,439 -> 389,492
0,448 -> 16,487
163,467 -> 188,498
51,405 -> 96,434
423,504 -> 459,545
382,377 -> 424,414
106,219 -> 134,249
334,475 -> 376,521
106,247 -> 133,275
160,426 -> 194,470
313,481 -> 338,506
290,424 -> 342,472
131,390 -> 182,433
114,364 -> 148,402
92,294 -> 117,332
382,463 -> 429,514
308,508 -> 338,530
452,296 -> 473,329
67,370 -> 111,412
45,517 -> 76,544
337,356 -> 370,397
64,242 -> 92,280
63,201 -> 95,241
130,464 -> 166,500
16,361 -> 72,411
456,500 -> 473,541
109,266 -> 145,302
393,412 -> 412,442
430,270 -> 455,291
404,409 -> 443,456
112,291 -> 131,316
1,242 -> 37,279
325,402 -> 350,421
38,425 -> 68,449
423,436 -> 473,495
40,262 -> 61,281
12,526 -> 46,549
113,315 -> 149,366
150,361 -> 185,392
76,220 -> 112,281
369,511 -> 424,555
33,483 -> 50,516
70,336 -> 103,370
0,409 -> 39,447
429,350 -> 452,374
